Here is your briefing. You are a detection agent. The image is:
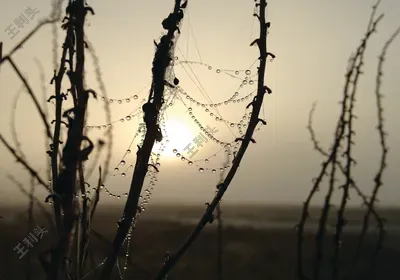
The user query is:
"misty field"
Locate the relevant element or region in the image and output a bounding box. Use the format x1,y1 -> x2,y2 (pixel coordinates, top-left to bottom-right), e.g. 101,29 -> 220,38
1,205 -> 399,280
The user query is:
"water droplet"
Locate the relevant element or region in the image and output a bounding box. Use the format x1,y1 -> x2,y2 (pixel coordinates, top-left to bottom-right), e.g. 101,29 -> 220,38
100,184 -> 104,189
173,149 -> 177,153
176,153 -> 181,157
181,156 -> 186,161
242,80 -> 248,85
249,80 -> 254,85
220,168 -> 224,172
212,169 -> 216,173
188,161 -> 193,166
127,149 -> 131,154
205,159 -> 209,163
245,69 -> 251,75
109,99 -> 114,103
114,168 -> 119,172
101,97 -> 105,101
188,107 -> 192,112
235,70 -> 239,75
216,69 -> 221,73
120,118 -> 124,122
208,66 -> 212,70
175,56 -> 178,60
133,95 -> 138,100
126,116 -> 131,121
230,123 -> 235,127
118,100 -> 122,104
199,168 -> 204,172
126,98 -> 130,102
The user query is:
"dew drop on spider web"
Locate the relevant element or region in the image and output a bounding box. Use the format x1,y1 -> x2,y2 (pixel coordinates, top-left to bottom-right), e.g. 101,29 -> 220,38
249,80 -> 254,85
230,123 -> 235,127
242,80 -> 248,85
120,160 -> 126,165
173,149 -> 177,153
176,153 -> 181,157
208,66 -> 212,70
114,168 -> 119,172
101,97 -> 105,101
127,149 -> 131,154
181,156 -> 186,161
121,173 -> 126,177
212,169 -> 216,173
133,95 -> 138,100
118,100 -> 122,104
245,69 -> 251,75
205,159 -> 209,163
175,56 -> 178,60
199,168 -> 204,172
109,99 -> 114,103
235,70 -> 239,75
216,69 -> 221,73
188,161 -> 193,166
126,98 -> 130,102
126,116 -> 131,121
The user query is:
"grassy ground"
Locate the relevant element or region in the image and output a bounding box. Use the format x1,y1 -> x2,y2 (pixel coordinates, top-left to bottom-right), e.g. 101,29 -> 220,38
0,204 -> 399,280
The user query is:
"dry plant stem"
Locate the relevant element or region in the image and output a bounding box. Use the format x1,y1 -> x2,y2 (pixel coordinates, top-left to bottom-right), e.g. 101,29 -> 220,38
297,5 -> 383,278
35,59 -> 53,183
216,149 -> 229,280
308,103 -> 385,279
154,1 -> 270,279
48,1 -> 92,279
99,1 -> 186,279
51,23 -> 76,236
347,25 -> 400,279
4,57 -> 53,140
0,134 -> 48,189
10,87 -> 25,157
0,18 -> 60,67
332,12 -> 383,280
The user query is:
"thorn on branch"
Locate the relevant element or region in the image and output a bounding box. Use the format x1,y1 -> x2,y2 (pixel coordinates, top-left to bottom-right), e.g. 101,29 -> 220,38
250,39 -> 259,47
148,164 -> 159,172
267,52 -> 276,59
264,86 -> 272,94
258,118 -> 267,125
86,89 -> 98,99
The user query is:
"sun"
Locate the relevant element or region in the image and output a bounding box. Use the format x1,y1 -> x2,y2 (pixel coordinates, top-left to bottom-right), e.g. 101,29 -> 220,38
153,119 -> 194,157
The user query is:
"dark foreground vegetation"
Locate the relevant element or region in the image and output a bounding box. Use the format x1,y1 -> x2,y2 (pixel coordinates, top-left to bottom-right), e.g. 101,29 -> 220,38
1,205 -> 399,280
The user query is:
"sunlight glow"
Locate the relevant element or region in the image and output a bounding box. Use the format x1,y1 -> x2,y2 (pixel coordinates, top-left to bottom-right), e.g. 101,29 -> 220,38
154,119 -> 194,157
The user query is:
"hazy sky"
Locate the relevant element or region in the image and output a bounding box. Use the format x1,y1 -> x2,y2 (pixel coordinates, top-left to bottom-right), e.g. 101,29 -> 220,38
0,0 -> 399,208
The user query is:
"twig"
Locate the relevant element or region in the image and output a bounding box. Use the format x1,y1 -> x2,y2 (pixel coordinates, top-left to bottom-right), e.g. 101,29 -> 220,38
3,57 -> 53,140
0,134 -> 49,190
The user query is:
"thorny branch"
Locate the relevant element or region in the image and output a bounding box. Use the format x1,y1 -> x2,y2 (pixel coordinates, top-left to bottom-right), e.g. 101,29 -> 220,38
296,1 -> 391,280
153,1 -> 271,279
99,1 -> 188,279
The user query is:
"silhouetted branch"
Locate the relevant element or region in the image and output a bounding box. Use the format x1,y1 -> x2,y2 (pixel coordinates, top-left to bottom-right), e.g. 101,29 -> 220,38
297,2 -> 384,279
0,134 -> 49,190
99,1 -> 187,279
154,1 -> 270,279
3,57 -> 53,140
